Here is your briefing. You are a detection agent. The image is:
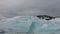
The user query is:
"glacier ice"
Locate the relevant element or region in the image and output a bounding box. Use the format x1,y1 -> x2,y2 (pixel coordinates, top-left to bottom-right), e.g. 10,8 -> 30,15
0,16 -> 60,34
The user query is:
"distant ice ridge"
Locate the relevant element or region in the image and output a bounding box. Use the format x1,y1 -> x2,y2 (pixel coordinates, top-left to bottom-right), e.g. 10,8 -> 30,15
0,16 -> 60,34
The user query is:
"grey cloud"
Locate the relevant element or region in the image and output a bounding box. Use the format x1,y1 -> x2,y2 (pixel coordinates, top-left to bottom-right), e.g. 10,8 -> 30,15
0,0 -> 60,18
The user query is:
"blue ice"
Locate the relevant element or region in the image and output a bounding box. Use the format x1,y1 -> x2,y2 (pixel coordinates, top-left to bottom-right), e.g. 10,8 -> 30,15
0,16 -> 60,34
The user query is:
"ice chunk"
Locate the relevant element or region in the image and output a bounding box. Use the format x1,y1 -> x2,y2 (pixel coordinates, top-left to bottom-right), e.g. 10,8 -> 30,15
0,16 -> 60,34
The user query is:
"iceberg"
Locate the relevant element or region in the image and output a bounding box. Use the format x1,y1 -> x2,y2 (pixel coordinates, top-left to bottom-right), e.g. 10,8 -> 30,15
0,16 -> 60,34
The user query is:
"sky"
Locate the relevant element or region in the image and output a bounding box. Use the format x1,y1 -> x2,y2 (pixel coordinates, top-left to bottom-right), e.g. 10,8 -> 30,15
0,0 -> 60,18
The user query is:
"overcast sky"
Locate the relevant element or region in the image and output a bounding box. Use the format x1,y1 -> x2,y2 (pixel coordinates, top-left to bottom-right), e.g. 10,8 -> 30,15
0,0 -> 60,18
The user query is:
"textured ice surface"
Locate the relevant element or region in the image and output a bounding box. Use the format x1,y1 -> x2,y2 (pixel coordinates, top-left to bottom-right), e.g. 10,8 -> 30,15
0,16 -> 60,34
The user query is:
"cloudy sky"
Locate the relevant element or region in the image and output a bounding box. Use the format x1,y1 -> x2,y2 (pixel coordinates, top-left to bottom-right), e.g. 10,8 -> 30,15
0,0 -> 60,18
